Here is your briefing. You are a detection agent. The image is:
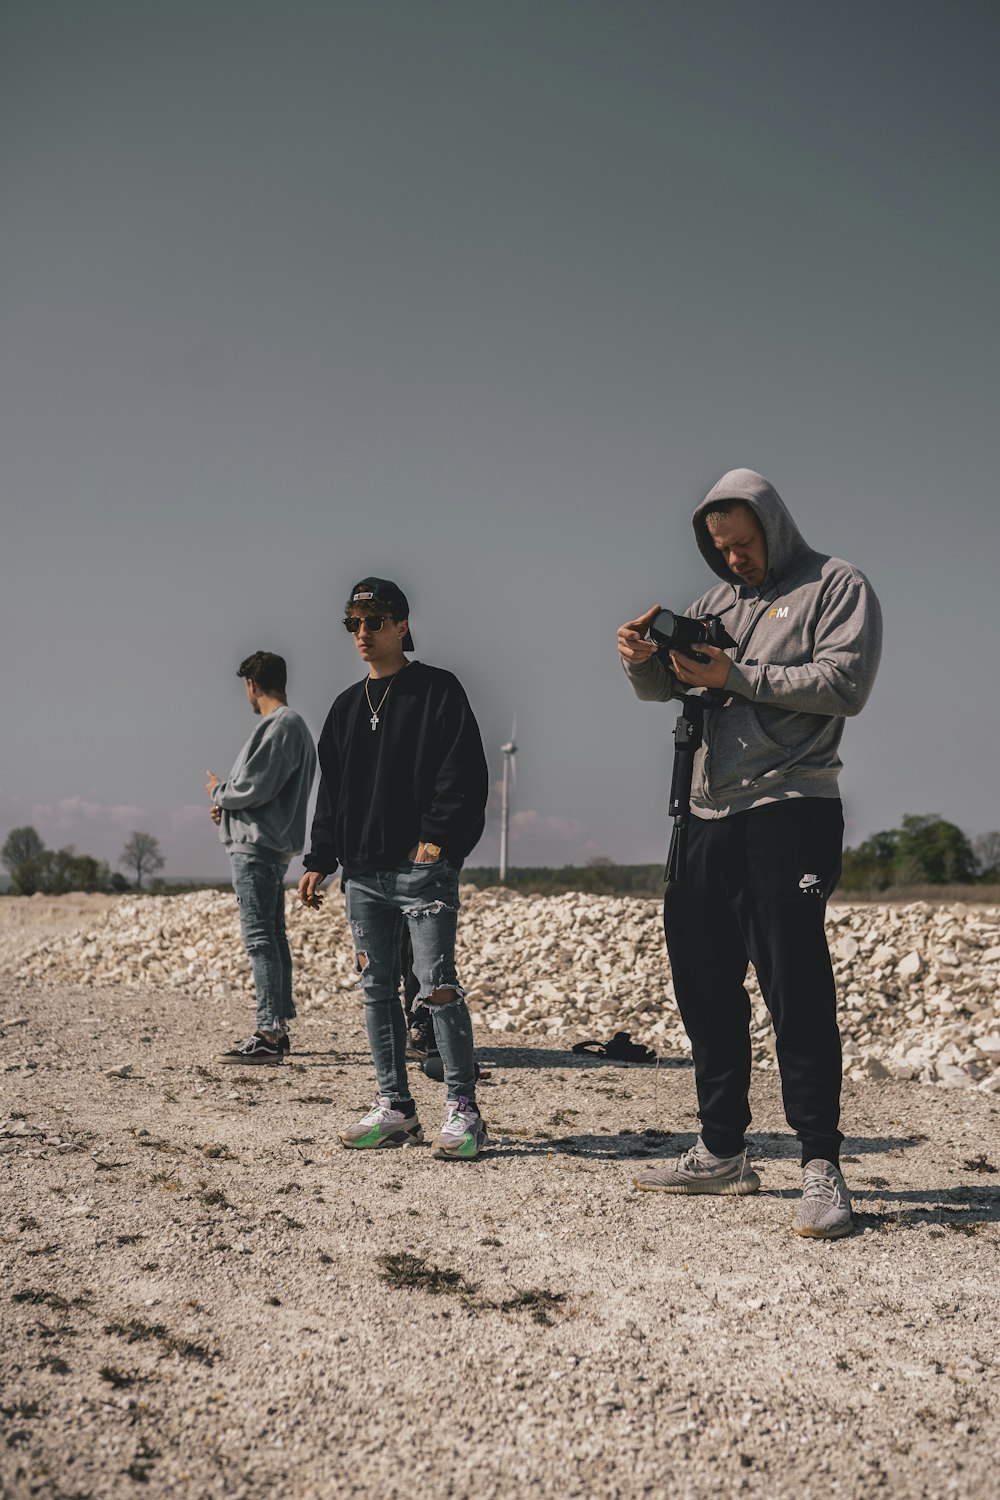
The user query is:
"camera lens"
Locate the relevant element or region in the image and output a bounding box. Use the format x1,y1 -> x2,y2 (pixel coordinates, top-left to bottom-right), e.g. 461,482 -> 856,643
649,609 -> 679,646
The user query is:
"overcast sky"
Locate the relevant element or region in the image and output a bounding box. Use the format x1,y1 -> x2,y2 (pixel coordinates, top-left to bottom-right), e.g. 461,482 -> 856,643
2,0 -> 998,879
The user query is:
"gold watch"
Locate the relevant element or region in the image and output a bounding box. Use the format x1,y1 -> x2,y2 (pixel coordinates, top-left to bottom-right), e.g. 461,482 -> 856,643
421,841 -> 442,859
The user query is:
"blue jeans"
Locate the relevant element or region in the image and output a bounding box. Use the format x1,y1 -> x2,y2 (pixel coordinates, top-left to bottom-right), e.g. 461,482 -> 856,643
344,859 -> 475,1102
230,852 -> 294,1032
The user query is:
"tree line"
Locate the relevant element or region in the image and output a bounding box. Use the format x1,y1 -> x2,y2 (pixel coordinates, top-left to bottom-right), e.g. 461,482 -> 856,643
1,826 -> 165,896
3,813 -> 997,898
465,816 -> 1000,897
837,814 -> 999,892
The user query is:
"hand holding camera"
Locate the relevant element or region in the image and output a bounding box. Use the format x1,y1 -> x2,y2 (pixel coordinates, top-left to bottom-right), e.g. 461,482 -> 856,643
617,604 -> 662,665
618,606 -> 736,689
649,608 -> 737,689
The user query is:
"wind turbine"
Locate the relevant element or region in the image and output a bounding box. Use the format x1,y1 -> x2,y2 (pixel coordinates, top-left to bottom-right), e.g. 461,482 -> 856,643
499,715 -> 517,883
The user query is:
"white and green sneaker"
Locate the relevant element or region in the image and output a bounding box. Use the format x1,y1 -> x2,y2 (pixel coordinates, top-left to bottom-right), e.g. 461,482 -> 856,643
633,1136 -> 760,1195
339,1096 -> 423,1150
431,1097 -> 487,1161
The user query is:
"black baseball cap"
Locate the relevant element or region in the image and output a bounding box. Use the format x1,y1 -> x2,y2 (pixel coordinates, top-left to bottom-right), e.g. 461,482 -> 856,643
345,577 -> 414,652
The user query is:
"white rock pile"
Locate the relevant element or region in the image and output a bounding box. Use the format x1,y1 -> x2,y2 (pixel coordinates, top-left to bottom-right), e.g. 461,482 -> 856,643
8,889 -> 1000,1092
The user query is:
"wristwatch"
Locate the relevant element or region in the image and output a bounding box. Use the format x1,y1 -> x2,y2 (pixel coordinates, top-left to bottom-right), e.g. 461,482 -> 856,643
421,841 -> 442,859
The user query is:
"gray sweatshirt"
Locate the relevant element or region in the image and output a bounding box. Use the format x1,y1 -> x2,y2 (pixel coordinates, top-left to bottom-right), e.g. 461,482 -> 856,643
625,468 -> 882,819
212,706 -> 318,859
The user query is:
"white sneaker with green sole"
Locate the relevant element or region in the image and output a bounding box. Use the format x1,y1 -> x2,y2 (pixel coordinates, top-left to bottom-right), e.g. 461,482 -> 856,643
339,1097 -> 423,1150
431,1097 -> 487,1160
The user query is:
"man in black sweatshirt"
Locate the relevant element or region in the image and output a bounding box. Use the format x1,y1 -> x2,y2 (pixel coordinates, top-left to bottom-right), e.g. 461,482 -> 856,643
298,578 -> 490,1160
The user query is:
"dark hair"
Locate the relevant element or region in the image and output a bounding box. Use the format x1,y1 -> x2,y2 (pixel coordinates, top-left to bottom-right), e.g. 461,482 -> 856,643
237,651 -> 287,695
344,598 -> 399,619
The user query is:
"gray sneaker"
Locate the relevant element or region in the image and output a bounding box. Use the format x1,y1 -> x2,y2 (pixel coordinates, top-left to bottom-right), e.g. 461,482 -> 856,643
792,1159 -> 853,1239
339,1097 -> 423,1150
633,1137 -> 760,1195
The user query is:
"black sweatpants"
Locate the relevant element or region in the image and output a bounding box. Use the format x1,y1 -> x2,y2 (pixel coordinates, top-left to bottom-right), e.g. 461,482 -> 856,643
662,798 -> 845,1167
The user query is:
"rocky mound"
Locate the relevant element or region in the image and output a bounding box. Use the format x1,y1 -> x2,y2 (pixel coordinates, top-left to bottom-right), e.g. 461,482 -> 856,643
8,888 -> 1000,1091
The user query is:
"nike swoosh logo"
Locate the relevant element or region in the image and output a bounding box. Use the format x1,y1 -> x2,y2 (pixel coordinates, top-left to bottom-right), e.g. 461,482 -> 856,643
798,875 -> 821,890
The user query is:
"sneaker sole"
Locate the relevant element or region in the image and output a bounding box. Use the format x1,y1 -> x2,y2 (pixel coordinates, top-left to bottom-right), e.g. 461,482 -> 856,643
431,1131 -> 488,1162
791,1217 -> 853,1239
634,1170 -> 761,1196
218,1055 -> 284,1066
339,1127 -> 424,1150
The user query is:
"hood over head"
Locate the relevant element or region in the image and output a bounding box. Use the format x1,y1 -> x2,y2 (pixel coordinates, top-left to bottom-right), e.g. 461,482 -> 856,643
693,468 -> 810,586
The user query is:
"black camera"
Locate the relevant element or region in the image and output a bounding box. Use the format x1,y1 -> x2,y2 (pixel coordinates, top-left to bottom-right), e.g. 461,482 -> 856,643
648,609 -> 736,663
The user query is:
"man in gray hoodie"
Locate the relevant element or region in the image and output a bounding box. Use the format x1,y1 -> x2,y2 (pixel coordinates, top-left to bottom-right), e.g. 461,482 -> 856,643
618,469 -> 882,1238
206,650 -> 317,1064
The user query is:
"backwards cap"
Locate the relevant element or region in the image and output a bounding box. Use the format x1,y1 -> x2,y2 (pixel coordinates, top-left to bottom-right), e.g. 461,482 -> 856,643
346,577 -> 414,651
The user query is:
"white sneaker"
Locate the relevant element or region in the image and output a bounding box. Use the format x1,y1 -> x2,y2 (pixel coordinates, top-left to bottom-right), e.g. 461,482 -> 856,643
431,1096 -> 488,1160
339,1096 -> 423,1150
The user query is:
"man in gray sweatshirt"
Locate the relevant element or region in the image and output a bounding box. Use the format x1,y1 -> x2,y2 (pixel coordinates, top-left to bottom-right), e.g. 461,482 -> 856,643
618,469 -> 882,1238
206,651 -> 317,1064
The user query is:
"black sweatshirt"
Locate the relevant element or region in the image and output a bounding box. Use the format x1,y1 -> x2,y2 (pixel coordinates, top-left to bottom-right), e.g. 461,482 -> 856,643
304,661 -> 489,879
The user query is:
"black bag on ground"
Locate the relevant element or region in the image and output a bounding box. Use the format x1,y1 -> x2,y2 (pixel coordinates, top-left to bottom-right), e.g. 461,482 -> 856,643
571,1031 -> 657,1063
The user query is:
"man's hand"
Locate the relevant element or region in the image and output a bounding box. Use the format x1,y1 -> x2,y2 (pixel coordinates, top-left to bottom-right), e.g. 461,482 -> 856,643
297,871 -> 326,909
669,644 -> 732,691
210,805 -> 222,826
617,605 -> 662,666
409,842 -> 442,864
205,771 -> 221,800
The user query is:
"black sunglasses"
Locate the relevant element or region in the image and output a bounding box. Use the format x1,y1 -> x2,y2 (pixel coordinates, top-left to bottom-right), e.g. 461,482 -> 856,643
343,615 -> 395,634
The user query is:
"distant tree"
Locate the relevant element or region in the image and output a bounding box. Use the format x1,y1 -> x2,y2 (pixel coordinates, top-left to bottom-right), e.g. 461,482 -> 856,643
54,852 -> 111,894
974,831 -> 1000,881
2,826 -> 45,871
109,871 -> 130,893
34,847 -> 77,895
32,847 -> 106,895
894,814 -> 978,885
837,828 -> 898,892
1,825 -> 46,896
119,831 -> 165,890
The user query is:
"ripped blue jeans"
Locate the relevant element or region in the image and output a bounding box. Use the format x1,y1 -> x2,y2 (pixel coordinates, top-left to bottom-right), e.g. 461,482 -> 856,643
344,858 -> 475,1102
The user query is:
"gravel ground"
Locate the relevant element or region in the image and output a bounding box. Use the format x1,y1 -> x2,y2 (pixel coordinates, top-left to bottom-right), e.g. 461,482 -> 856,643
2,900 -> 999,1500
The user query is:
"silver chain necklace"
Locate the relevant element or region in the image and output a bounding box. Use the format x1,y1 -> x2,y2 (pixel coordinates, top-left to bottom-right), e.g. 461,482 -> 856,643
364,665 -> 406,731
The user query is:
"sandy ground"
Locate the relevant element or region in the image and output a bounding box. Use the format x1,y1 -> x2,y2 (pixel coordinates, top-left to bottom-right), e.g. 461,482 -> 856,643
2,899 -> 999,1500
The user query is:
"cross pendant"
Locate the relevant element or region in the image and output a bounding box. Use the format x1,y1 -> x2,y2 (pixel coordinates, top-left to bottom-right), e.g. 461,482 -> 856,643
370,712 -> 379,731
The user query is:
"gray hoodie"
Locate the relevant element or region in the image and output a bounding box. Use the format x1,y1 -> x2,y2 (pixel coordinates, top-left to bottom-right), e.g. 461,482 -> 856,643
625,468 -> 882,819
212,706 -> 318,859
